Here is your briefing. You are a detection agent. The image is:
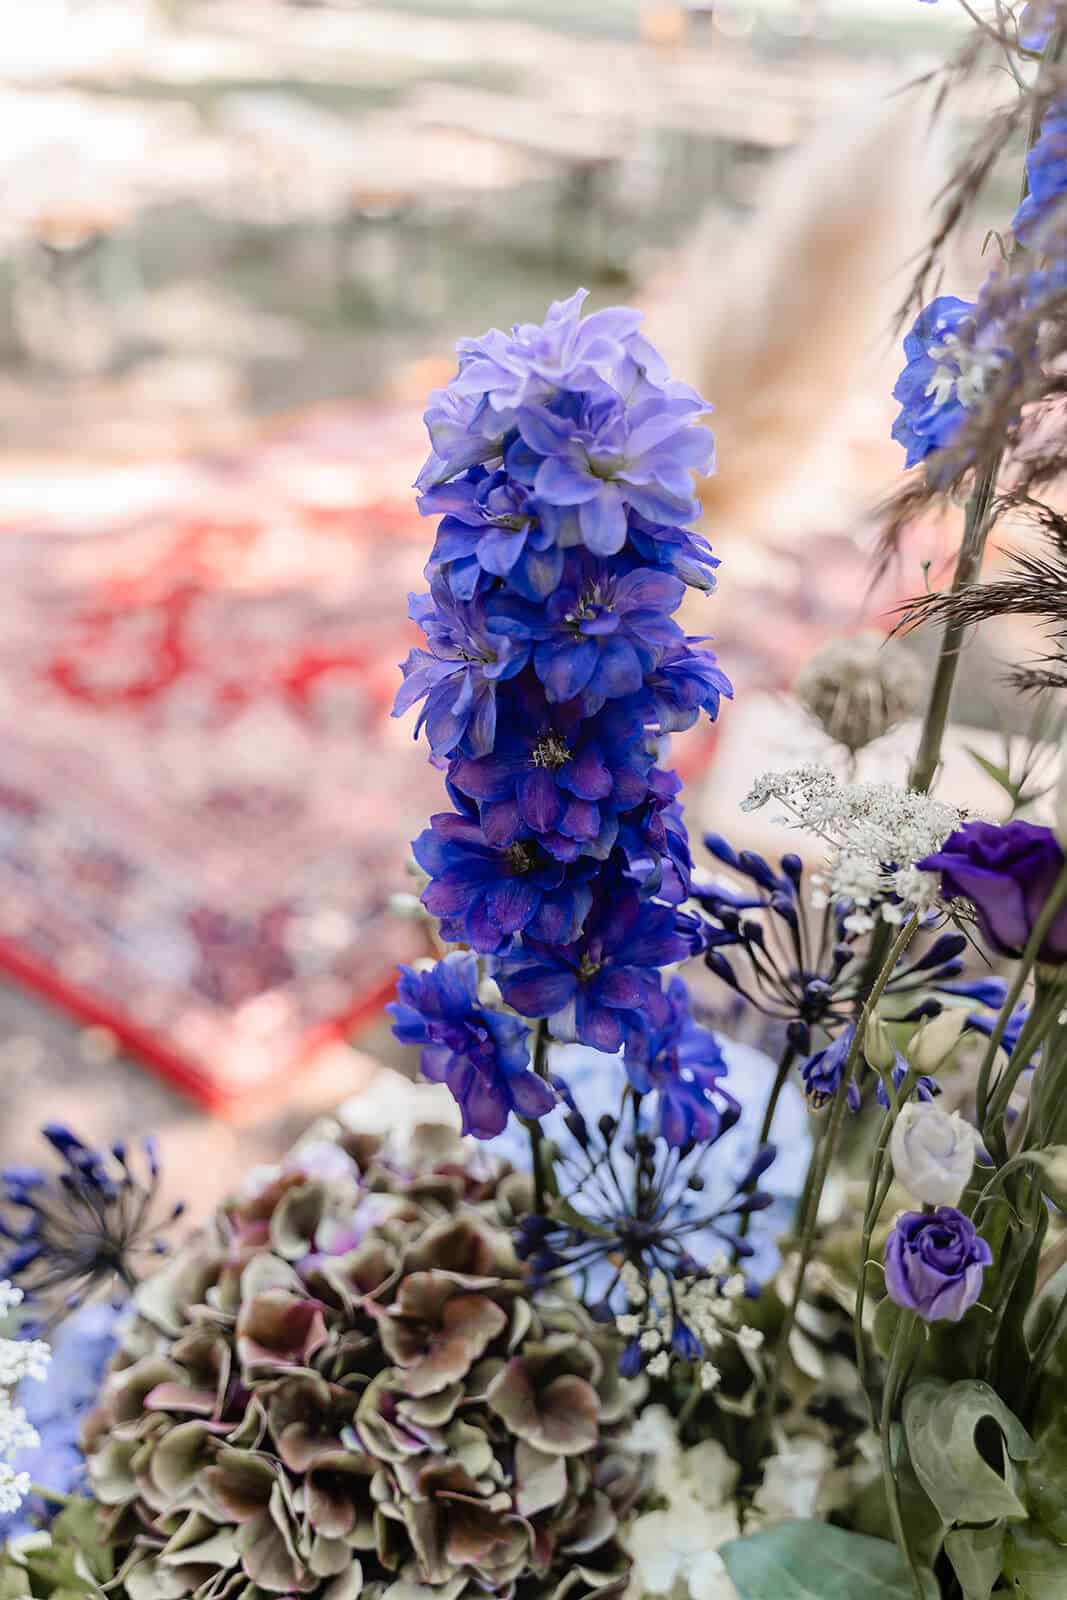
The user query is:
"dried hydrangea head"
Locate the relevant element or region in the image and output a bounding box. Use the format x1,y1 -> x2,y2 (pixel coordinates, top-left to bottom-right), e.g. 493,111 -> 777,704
793,632 -> 924,756
84,1117 -> 645,1600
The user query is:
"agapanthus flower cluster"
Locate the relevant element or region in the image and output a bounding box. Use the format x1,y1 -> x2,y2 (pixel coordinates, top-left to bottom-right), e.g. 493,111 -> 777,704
0,1126 -> 184,1320
741,765 -> 966,933
696,834 -> 979,1056
393,290 -> 730,1134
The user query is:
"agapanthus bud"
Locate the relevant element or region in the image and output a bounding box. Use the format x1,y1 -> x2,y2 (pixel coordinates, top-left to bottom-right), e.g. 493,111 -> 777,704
863,1013 -> 897,1074
793,631 -> 924,755
890,1101 -> 979,1206
908,1007 -> 967,1073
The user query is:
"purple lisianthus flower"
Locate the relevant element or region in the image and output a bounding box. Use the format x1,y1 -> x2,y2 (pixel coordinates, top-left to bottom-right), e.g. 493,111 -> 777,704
891,295 -> 1007,469
918,819 -> 1067,963
511,387 -> 713,556
392,576 -> 530,759
413,810 -> 594,954
447,681 -> 652,862
884,1206 -> 992,1322
1019,0 -> 1054,48
624,976 -> 741,1146
800,1026 -> 861,1111
505,551 -> 685,712
419,467 -> 564,602
388,952 -> 553,1139
496,892 -> 689,1051
1013,100 -> 1067,248
642,638 -> 733,733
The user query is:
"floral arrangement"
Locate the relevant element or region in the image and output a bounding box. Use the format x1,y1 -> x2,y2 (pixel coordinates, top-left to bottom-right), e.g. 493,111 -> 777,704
6,6 -> 1067,1600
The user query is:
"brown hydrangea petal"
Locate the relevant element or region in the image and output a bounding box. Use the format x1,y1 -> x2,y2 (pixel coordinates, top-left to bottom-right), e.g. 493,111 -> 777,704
514,1441 -> 568,1518
149,1420 -> 221,1505
487,1363 -> 599,1457
106,1357 -> 189,1426
303,1450 -> 379,1543
379,1279 -> 508,1398
237,1290 -> 330,1373
271,1181 -> 329,1262
88,1436 -> 140,1507
266,1374 -> 357,1472
135,1249 -> 225,1339
354,1374 -> 448,1465
403,1218 -> 501,1279
236,1482 -> 308,1592
305,1238 -> 400,1314
560,1490 -> 616,1555
201,1447 -> 277,1524
123,1554 -> 192,1600
307,1534 -> 356,1579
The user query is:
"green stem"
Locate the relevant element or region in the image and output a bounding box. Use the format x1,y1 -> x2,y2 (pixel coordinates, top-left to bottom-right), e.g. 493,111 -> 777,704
1025,1279 -> 1067,1409
758,916 -> 920,1456
524,1020 -> 553,1215
735,1044 -> 796,1254
854,1065 -> 921,1397
880,1313 -> 927,1600
27,1482 -> 73,1508
974,863 -> 1067,1137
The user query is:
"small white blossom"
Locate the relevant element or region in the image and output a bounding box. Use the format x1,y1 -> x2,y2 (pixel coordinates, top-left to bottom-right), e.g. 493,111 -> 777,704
0,1277 -> 51,1524
742,765 -> 967,927
736,1326 -> 764,1353
0,1463 -> 32,1515
890,1102 -> 979,1206
647,1351 -> 670,1378
752,1436 -> 836,1524
700,1362 -> 722,1391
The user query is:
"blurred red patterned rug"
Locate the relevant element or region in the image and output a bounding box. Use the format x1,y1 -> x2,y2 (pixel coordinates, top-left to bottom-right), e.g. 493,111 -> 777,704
0,408 -> 446,1111
0,404 -> 914,1112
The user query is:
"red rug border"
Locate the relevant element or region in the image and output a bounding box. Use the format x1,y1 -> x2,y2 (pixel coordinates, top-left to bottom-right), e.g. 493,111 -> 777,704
0,932 -> 399,1121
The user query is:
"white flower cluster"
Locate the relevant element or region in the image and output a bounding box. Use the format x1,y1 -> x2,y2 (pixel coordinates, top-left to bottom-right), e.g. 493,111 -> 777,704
0,1281 -> 51,1521
624,1405 -> 741,1600
617,1256 -> 764,1396
742,765 -> 967,932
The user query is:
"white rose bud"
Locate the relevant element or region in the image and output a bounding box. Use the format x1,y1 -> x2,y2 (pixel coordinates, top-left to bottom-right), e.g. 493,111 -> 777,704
890,1101 -> 979,1206
907,1008 -> 968,1074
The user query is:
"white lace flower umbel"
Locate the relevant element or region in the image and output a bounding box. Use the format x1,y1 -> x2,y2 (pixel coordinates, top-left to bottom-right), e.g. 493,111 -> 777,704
0,1278 -> 51,1524
742,765 -> 967,932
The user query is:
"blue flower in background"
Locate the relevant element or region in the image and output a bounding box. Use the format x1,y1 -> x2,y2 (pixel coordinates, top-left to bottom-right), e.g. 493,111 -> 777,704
1013,99 -> 1067,249
388,952 -> 553,1139
414,810 -> 595,954
447,681 -> 652,862
1019,1 -> 1054,48
495,890 -> 691,1050
624,976 -> 741,1147
392,577 -> 531,760
892,295 -> 1007,469
0,1303 -> 120,1543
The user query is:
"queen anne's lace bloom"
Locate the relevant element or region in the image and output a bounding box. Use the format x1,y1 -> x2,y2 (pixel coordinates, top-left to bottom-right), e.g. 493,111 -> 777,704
742,765 -> 966,932
0,1280 -> 51,1528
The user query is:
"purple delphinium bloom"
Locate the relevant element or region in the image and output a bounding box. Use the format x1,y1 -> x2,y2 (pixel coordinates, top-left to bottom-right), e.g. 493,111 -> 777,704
413,810 -> 594,954
392,576 -> 531,759
447,680 -> 652,861
509,551 -> 686,712
495,891 -> 690,1051
615,767 -> 693,904
1019,0 -> 1054,49
624,976 -> 742,1147
884,1206 -> 992,1322
388,952 -> 553,1138
918,819 -> 1067,963
511,388 -> 713,556
891,295 -> 1007,469
800,1026 -> 861,1111
1013,100 -> 1067,248
642,638 -> 733,733
419,467 -> 564,602
627,510 -> 721,592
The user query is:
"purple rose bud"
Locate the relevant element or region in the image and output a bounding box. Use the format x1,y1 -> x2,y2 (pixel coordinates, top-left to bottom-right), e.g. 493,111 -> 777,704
884,1206 -> 992,1323
918,819 -> 1067,964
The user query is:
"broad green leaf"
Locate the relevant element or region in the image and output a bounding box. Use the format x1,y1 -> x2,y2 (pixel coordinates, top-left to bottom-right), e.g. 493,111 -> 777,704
903,1379 -> 1034,1525
718,1518 -> 939,1599
1002,1524 -> 1067,1600
945,1524 -> 1005,1600
963,748 -> 1017,800
1026,1407 -> 1067,1543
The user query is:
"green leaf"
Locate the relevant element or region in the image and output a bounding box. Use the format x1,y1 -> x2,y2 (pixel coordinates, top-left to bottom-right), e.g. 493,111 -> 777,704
945,1524 -> 1005,1600
963,748 -> 1018,801
1026,1407 -> 1067,1543
718,1519 -> 939,1599
903,1379 -> 1035,1526
1002,1524 -> 1067,1600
